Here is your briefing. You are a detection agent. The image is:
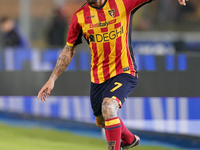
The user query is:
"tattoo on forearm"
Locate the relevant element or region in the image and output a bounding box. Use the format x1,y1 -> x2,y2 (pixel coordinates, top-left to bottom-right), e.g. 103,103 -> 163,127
50,45 -> 76,80
64,45 -> 76,54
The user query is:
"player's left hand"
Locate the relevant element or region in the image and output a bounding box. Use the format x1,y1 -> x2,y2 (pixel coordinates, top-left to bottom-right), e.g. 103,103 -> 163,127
178,0 -> 189,6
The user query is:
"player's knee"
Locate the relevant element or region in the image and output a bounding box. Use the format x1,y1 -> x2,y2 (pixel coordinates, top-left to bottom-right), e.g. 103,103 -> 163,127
102,97 -> 118,119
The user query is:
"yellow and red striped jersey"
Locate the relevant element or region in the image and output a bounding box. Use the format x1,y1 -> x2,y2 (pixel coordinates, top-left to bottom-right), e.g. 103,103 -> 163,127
67,0 -> 152,84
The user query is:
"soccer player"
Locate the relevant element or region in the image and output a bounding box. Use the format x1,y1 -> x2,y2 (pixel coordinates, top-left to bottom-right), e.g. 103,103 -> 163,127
38,0 -> 189,149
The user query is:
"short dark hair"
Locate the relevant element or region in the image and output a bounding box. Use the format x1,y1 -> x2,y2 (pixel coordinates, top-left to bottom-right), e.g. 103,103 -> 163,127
0,16 -> 10,24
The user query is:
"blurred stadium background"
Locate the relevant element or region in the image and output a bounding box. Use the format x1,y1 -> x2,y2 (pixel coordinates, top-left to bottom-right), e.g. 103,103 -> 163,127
0,0 -> 200,149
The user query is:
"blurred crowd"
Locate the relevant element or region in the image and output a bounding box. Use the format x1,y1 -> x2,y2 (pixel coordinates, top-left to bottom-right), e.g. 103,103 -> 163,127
0,0 -> 199,49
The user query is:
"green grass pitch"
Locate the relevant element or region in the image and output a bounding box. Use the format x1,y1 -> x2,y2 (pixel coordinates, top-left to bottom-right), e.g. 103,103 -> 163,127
0,123 -> 180,150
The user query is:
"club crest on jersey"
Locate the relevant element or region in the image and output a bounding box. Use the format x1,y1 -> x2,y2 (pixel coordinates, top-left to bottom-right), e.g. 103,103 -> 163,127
108,9 -> 115,18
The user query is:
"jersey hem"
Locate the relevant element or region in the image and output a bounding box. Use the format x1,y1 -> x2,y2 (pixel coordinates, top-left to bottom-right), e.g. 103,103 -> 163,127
91,72 -> 137,84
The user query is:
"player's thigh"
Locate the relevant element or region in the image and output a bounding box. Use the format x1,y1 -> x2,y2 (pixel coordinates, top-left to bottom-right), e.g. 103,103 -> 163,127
104,73 -> 137,108
90,80 -> 112,117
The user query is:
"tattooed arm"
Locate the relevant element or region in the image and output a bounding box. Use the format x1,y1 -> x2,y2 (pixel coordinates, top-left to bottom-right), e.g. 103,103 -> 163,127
37,45 -> 77,102
50,45 -> 77,81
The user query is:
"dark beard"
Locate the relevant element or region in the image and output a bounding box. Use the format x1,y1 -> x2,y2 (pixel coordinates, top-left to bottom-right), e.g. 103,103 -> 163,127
86,0 -> 98,5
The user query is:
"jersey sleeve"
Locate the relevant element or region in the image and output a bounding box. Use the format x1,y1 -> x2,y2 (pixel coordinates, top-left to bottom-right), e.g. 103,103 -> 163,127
66,13 -> 82,46
123,0 -> 152,13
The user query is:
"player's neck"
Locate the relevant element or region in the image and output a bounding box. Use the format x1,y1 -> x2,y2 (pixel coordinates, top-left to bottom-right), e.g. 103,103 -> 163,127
92,0 -> 105,7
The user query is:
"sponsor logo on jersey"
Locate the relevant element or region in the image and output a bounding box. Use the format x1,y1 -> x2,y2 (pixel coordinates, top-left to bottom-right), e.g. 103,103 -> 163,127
89,26 -> 123,42
87,15 -> 95,19
89,19 -> 116,28
123,67 -> 130,72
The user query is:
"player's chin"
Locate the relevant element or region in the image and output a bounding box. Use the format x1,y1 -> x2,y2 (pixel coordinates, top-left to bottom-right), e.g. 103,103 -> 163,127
86,0 -> 97,5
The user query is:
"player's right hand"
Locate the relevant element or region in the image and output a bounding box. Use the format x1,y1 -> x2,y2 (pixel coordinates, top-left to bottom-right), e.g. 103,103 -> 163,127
37,78 -> 55,102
